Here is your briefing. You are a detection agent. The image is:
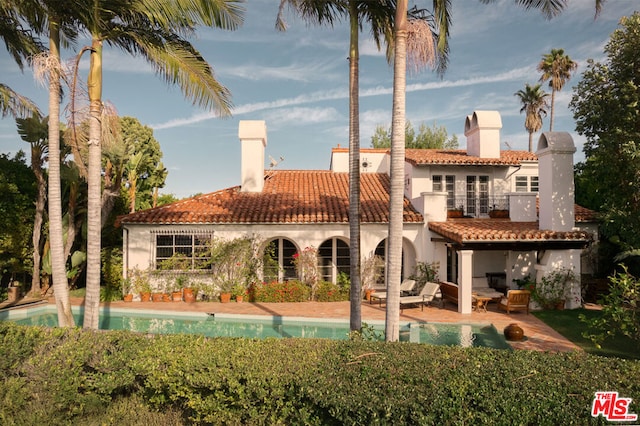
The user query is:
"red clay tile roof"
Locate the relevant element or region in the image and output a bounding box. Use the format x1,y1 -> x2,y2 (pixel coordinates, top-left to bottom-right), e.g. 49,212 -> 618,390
428,219 -> 592,245
405,149 -> 537,166
120,171 -> 423,225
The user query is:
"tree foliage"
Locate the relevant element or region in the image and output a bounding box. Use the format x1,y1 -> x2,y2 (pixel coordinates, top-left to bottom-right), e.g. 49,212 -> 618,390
582,266 -> 640,347
514,83 -> 548,152
0,152 -> 35,281
370,121 -> 458,149
570,13 -> 640,266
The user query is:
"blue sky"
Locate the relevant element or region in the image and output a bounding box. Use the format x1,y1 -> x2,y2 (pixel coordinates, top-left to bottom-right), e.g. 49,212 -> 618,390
0,1 -> 637,199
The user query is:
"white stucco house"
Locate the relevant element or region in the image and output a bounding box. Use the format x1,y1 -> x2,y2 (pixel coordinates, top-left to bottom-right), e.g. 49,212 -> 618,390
119,111 -> 597,314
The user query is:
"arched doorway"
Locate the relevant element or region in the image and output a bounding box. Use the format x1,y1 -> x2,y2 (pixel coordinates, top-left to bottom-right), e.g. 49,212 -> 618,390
318,238 -> 350,284
263,238 -> 297,282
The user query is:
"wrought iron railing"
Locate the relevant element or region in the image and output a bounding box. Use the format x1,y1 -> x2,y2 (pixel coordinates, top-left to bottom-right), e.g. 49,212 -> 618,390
447,196 -> 509,218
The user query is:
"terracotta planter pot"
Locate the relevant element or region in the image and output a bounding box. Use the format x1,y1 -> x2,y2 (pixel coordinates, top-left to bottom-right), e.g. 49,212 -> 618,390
162,293 -> 171,302
140,292 -> 151,302
489,209 -> 509,218
504,323 -> 524,341
235,295 -> 244,303
220,292 -> 231,303
447,210 -> 463,218
172,291 -> 183,302
123,294 -> 134,302
183,288 -> 196,303
151,293 -> 164,302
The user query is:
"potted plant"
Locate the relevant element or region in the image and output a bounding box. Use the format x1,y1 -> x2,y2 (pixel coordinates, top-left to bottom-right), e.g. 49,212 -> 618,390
533,268 -> 576,310
218,279 -> 233,303
447,205 -> 464,218
171,274 -> 188,302
183,280 -> 197,303
231,283 -> 246,303
122,277 -> 134,302
130,269 -> 152,302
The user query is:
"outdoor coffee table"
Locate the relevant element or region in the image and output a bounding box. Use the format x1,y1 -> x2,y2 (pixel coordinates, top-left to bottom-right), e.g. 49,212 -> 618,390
473,295 -> 492,313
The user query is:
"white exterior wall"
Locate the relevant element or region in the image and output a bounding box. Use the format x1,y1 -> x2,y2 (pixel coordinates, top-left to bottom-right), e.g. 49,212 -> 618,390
536,249 -> 583,309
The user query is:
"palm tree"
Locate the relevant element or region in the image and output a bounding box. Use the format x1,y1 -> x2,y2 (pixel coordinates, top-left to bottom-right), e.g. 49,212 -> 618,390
277,0 -> 394,332
386,0 -> 579,341
75,0 -> 243,329
537,48 -> 577,131
16,115 -> 49,297
515,83 -> 549,152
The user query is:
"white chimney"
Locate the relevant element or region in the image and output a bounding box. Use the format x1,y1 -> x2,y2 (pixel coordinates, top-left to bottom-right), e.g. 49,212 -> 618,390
238,120 -> 267,193
464,110 -> 501,158
536,132 -> 575,231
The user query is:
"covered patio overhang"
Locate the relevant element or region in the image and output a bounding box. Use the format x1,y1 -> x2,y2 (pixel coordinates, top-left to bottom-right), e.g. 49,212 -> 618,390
428,219 -> 592,314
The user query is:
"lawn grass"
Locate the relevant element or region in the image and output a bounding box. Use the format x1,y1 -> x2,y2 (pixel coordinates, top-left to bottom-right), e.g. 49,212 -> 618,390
533,307 -> 640,359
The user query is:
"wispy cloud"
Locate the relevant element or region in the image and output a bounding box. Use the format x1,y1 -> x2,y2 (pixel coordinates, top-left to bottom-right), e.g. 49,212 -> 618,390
151,66 -> 532,130
262,106 -> 342,127
221,60 -> 340,83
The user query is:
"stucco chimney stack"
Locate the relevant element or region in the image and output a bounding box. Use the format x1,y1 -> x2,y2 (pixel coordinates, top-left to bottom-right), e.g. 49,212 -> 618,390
238,120 -> 267,193
536,132 -> 576,231
464,110 -> 502,158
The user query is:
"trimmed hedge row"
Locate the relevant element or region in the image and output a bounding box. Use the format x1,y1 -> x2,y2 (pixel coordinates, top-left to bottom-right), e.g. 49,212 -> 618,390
1,321 -> 639,425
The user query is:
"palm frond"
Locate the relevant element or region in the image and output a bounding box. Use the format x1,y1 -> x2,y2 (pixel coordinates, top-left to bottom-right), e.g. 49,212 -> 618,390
275,0 -> 347,31
0,83 -> 41,118
118,31 -> 233,115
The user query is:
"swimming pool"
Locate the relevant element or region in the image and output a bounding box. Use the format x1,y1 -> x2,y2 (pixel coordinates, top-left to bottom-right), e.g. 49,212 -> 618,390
1,305 -> 510,349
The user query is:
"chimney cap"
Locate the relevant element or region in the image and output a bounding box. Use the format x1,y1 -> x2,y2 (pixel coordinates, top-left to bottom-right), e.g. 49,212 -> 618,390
464,110 -> 502,135
536,132 -> 575,155
238,120 -> 267,145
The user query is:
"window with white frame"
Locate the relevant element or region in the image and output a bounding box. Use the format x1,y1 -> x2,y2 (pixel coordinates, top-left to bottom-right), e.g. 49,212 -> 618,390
515,176 -> 539,192
466,175 -> 489,215
445,175 -> 455,209
432,175 -> 443,192
155,232 -> 213,270
318,238 -> 350,284
263,238 -> 297,282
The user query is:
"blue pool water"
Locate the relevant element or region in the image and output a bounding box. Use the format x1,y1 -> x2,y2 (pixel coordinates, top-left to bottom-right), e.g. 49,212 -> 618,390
1,305 -> 510,349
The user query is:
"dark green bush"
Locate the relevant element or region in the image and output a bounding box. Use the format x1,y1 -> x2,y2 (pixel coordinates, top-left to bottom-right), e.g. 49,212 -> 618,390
1,321 -> 639,425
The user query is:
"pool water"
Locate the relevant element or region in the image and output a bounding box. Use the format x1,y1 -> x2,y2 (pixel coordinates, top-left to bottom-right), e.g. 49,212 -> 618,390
2,306 -> 510,349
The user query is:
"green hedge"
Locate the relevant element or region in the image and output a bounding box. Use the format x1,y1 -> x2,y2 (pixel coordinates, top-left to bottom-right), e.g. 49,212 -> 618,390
1,321 -> 639,425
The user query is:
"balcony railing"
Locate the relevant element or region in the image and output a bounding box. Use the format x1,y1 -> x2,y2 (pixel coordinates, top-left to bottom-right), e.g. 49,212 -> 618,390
447,196 -> 509,218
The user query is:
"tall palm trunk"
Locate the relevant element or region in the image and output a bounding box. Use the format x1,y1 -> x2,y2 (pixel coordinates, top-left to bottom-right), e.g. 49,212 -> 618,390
30,145 -> 46,296
528,130 -> 534,152
385,0 -> 407,342
348,1 -> 362,332
83,37 -> 103,329
47,19 -> 74,326
549,88 -> 556,131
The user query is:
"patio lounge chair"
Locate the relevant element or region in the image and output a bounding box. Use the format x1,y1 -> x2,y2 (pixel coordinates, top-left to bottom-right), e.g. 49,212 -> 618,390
399,282 -> 442,312
498,289 -> 531,314
370,279 -> 416,306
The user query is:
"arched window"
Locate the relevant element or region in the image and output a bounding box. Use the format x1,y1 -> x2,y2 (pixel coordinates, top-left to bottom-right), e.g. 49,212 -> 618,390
374,239 -> 406,283
318,238 -> 350,284
263,238 -> 297,282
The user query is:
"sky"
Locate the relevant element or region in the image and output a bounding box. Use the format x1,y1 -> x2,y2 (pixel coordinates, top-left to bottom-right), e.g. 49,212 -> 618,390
1,1 -> 637,199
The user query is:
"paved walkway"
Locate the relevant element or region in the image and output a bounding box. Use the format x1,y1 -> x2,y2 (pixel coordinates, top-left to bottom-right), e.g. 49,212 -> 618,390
44,296 -> 580,353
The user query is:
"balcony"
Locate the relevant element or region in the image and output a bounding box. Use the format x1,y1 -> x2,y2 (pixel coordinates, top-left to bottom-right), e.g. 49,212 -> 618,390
447,196 -> 509,219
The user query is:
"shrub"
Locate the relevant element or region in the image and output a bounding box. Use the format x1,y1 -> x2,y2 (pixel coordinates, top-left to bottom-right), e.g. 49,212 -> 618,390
249,280 -> 310,302
582,265 -> 640,347
1,322 -> 640,424
314,281 -> 349,302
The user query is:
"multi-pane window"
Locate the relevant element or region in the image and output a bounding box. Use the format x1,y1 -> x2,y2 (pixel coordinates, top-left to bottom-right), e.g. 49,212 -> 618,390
155,233 -> 212,269
515,176 -> 528,192
530,176 -> 539,192
263,238 -> 297,282
466,175 -> 489,216
479,176 -> 489,214
445,175 -> 455,209
318,238 -> 350,284
432,175 -> 443,192
515,176 -> 539,192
